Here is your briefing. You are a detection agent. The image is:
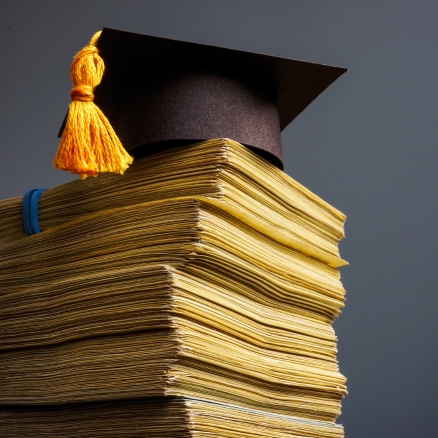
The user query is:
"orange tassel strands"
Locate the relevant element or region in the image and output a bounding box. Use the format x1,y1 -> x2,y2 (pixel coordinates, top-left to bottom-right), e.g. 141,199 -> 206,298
53,31 -> 133,179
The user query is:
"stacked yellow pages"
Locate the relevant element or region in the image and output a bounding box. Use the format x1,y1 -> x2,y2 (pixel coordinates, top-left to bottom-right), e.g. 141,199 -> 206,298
0,140 -> 347,437
0,139 -> 345,265
0,398 -> 344,437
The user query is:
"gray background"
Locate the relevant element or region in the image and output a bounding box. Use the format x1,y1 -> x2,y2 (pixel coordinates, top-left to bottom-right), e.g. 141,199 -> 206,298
1,1 -> 437,436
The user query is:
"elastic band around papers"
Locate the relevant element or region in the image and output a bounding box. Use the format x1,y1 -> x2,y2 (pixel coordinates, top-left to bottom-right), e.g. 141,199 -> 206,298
22,188 -> 47,235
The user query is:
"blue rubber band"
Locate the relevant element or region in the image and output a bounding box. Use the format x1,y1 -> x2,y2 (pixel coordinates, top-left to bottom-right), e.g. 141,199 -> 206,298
22,189 -> 38,236
29,188 -> 47,234
22,188 -> 47,236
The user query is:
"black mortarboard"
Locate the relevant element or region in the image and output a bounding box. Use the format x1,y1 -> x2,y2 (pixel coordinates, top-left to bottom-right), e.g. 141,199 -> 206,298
59,27 -> 346,170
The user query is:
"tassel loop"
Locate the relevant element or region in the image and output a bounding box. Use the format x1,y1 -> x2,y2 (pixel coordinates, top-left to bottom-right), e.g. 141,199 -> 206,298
53,30 -> 133,179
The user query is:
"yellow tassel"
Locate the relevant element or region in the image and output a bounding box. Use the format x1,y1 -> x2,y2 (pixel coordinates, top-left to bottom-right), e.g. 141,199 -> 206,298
53,31 -> 133,179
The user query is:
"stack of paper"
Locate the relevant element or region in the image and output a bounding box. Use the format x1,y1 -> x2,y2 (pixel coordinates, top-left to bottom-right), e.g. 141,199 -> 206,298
0,139 -> 347,437
0,139 -> 345,262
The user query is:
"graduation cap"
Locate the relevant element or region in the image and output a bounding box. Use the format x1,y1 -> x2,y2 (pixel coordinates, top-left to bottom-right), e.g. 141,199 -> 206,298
54,27 -> 347,178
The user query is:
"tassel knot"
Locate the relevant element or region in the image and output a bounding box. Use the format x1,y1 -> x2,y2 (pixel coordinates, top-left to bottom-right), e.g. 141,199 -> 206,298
70,85 -> 94,102
53,30 -> 133,179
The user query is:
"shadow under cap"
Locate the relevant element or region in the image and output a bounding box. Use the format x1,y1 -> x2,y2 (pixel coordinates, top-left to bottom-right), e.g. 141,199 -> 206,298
59,27 -> 348,169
